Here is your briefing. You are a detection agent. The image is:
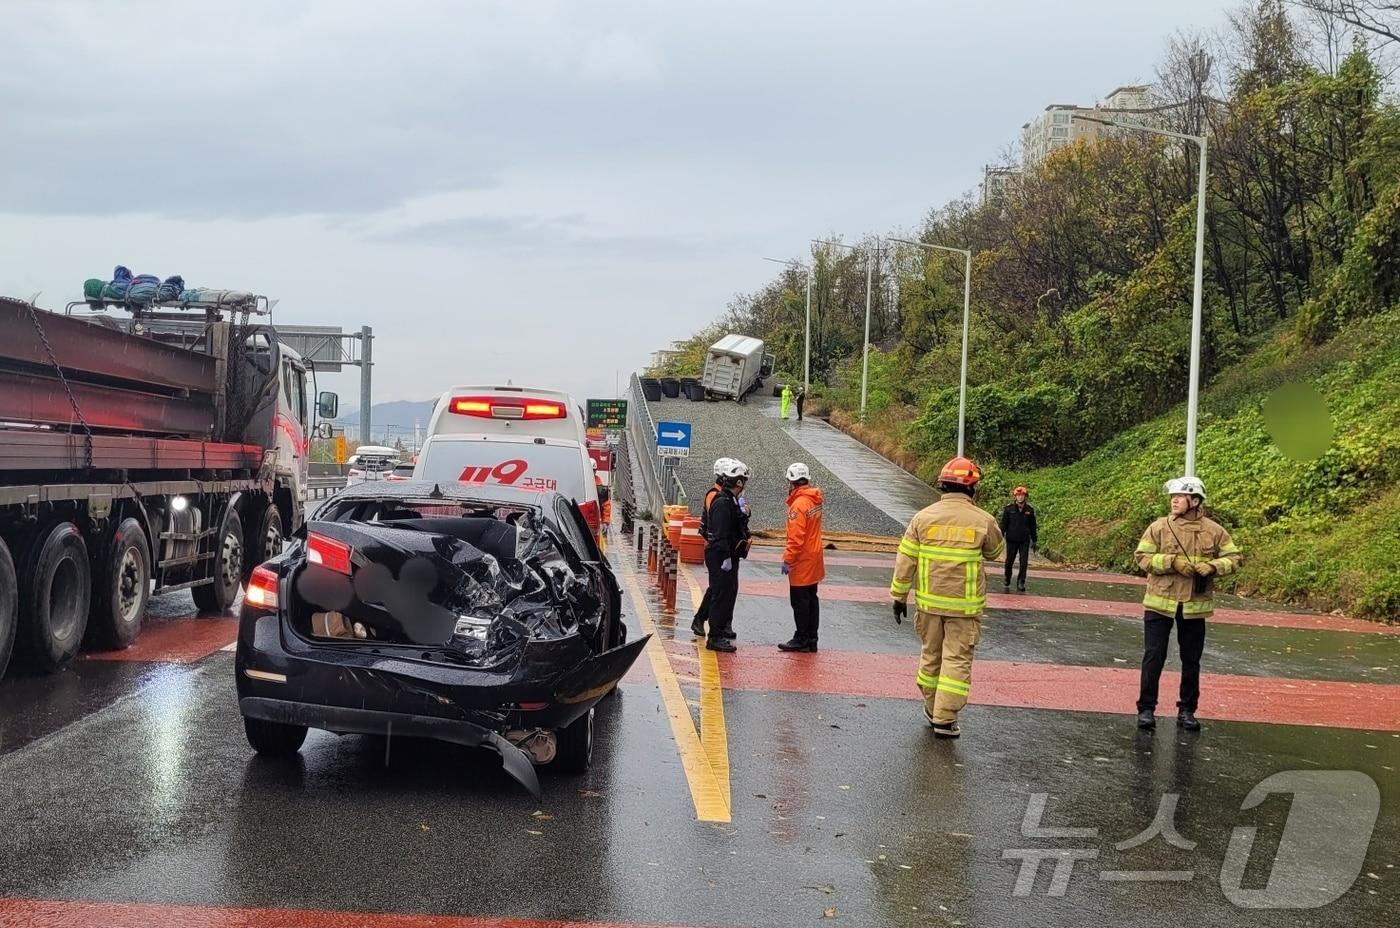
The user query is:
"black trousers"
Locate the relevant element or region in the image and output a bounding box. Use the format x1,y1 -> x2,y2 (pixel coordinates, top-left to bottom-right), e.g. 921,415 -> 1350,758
795,395 -> 805,421
704,548 -> 739,639
789,584 -> 820,641
1137,606 -> 1206,712
695,557 -> 740,622
1004,538 -> 1031,588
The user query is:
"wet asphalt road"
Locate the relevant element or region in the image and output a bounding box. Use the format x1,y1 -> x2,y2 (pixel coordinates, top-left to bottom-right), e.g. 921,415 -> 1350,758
0,549 -> 1395,928
1,410 -> 1397,927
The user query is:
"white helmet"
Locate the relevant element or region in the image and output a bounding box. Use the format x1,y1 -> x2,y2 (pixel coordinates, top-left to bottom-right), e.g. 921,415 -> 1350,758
1164,476 -> 1206,501
713,457 -> 735,476
737,460 -> 751,478
785,462 -> 810,482
718,459 -> 747,480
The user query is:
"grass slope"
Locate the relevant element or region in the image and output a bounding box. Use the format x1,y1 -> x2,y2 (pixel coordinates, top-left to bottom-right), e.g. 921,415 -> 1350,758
987,309 -> 1400,621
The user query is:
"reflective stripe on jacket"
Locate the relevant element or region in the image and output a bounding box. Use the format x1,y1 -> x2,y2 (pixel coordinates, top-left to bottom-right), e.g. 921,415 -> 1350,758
783,485 -> 825,586
890,494 -> 1005,617
1134,511 -> 1242,618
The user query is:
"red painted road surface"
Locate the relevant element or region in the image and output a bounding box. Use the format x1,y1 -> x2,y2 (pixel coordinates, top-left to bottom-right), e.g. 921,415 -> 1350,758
724,578 -> 1397,635
0,898 -> 683,928
746,548 -> 1147,585
713,646 -> 1400,732
81,618 -> 241,664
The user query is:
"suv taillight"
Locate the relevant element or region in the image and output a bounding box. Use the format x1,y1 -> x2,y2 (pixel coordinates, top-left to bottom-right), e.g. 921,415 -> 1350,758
450,395 -> 567,420
245,565 -> 279,610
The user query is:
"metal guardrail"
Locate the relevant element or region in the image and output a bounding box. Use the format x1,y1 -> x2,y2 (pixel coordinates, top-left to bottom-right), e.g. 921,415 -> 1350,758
628,373 -> 672,512
306,476 -> 346,501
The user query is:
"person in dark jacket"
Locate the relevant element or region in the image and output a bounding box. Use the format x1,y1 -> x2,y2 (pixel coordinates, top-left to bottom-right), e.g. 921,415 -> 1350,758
703,460 -> 747,652
693,459 -> 730,637
694,459 -> 749,640
1000,486 -> 1038,593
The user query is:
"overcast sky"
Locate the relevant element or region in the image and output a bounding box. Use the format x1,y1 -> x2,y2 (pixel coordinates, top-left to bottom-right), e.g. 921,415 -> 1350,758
2,0 -> 1236,414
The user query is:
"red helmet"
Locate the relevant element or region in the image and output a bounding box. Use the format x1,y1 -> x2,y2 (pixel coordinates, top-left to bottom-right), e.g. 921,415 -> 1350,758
938,456 -> 982,487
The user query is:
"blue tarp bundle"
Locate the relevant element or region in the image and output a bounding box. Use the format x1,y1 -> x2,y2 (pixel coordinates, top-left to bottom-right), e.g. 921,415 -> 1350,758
100,265 -> 133,300
90,266 -> 189,304
126,274 -> 161,304
157,275 -> 184,301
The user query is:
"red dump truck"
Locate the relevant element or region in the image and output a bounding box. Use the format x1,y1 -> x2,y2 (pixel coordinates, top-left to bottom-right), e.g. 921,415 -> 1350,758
0,294 -> 337,681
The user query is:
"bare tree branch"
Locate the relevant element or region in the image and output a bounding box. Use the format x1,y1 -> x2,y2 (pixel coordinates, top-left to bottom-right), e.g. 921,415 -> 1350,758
1293,0 -> 1400,46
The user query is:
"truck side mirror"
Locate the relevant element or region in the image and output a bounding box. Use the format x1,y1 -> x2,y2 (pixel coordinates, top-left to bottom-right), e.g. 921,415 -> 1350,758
318,391 -> 339,420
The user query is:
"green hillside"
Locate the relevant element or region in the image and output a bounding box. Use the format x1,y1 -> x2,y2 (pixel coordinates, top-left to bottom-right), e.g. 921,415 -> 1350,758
993,307 -> 1400,620
649,5 -> 1400,621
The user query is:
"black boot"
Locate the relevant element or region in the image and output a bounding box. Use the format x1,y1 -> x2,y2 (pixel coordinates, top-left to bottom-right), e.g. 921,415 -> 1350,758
719,628 -> 737,640
1137,709 -> 1156,730
932,720 -> 961,738
706,637 -> 736,653
1177,710 -> 1201,732
690,617 -> 706,637
778,637 -> 807,652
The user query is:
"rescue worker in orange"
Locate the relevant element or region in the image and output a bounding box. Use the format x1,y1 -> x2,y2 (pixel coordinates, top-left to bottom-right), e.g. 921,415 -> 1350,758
1133,476 -> 1242,732
592,460 -> 611,551
778,462 -> 824,652
890,456 -> 1004,738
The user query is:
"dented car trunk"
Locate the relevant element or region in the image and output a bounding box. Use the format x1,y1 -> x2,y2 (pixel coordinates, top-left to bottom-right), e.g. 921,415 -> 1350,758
235,481 -> 646,796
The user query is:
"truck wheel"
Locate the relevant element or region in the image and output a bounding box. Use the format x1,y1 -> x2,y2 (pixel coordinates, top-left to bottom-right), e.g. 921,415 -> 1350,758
243,716 -> 308,757
87,518 -> 151,651
248,504 -> 284,574
0,539 -> 16,682
19,522 -> 91,673
192,509 -> 244,616
553,706 -> 594,774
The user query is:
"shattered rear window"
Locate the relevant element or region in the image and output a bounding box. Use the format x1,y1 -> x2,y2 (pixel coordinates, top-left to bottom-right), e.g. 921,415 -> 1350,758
292,497 -> 603,667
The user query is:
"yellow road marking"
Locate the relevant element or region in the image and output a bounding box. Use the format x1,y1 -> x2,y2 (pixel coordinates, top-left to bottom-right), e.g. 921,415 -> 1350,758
681,562 -> 731,799
621,564 -> 731,822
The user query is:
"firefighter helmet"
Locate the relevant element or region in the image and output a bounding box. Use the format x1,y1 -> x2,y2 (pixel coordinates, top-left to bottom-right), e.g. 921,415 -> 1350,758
937,456 -> 982,487
1164,476 -> 1206,501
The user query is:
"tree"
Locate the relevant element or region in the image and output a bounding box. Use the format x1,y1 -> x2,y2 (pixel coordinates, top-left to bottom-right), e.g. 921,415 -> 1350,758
1294,0 -> 1400,46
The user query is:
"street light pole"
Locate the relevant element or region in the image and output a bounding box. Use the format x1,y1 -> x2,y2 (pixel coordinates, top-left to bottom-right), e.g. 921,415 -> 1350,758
762,256 -> 813,394
813,239 -> 876,420
890,237 -> 973,457
1075,113 -> 1209,477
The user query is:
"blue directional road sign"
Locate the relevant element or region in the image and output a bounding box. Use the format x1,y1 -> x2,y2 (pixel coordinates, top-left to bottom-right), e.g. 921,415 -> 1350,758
656,421 -> 693,458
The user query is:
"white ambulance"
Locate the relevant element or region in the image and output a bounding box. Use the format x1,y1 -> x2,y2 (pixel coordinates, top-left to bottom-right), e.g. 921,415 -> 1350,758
413,386 -> 604,538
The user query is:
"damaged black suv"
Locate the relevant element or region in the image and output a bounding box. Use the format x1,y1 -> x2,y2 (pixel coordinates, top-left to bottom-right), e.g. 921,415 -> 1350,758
235,481 -> 647,796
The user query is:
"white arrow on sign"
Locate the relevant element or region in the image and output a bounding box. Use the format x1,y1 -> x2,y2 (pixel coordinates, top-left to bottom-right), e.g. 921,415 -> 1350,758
661,428 -> 687,441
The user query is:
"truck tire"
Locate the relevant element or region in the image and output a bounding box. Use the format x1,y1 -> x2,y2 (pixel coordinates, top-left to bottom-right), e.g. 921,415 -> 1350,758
243,716 -> 308,757
19,522 -> 91,673
248,503 -> 284,575
0,539 -> 16,682
87,518 -> 151,651
553,706 -> 594,774
192,509 -> 244,616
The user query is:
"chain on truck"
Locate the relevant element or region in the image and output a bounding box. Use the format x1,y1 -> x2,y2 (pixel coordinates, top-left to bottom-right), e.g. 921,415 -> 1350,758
0,292 -> 338,681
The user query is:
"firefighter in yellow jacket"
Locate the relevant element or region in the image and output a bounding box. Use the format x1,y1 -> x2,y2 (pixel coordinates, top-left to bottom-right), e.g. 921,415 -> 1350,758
1133,476 -> 1242,732
890,456 -> 1004,738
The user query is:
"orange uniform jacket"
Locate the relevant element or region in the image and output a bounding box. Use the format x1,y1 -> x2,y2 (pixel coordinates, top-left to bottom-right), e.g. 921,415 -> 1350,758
783,485 -> 826,586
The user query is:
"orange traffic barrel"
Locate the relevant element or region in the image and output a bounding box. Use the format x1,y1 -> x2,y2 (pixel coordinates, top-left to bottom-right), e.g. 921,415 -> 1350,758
664,504 -> 687,548
680,517 -> 705,564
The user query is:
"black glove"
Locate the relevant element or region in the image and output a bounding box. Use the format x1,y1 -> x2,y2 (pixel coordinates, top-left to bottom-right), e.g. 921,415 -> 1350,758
892,601 -> 907,624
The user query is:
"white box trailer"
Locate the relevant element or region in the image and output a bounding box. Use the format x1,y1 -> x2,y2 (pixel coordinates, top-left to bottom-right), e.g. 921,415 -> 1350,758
701,334 -> 773,400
